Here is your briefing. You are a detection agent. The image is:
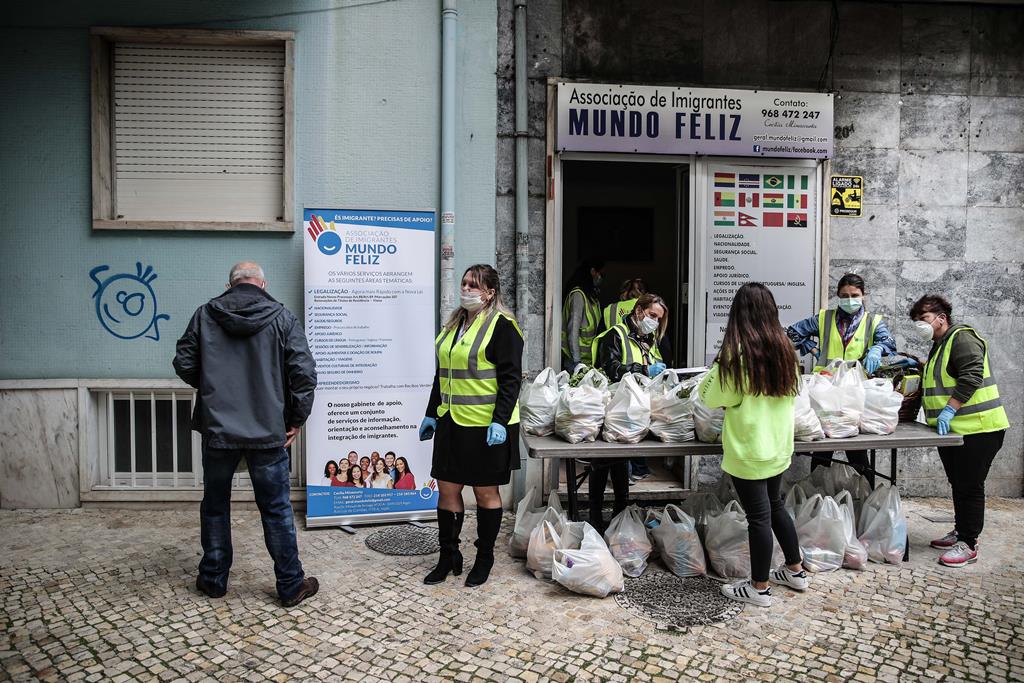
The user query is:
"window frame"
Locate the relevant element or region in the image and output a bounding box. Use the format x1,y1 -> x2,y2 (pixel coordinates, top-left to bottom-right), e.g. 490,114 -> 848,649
90,27 -> 295,232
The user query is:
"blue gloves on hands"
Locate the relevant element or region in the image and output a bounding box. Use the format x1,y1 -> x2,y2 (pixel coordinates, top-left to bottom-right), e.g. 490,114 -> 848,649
419,416 -> 437,441
486,422 -> 507,446
864,348 -> 882,374
936,405 -> 956,436
647,362 -> 667,378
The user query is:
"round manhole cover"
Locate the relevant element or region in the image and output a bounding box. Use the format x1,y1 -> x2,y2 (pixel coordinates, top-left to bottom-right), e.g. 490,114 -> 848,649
615,570 -> 743,630
364,525 -> 440,556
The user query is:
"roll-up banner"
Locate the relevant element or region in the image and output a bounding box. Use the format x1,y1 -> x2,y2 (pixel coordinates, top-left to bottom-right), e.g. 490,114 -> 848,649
303,208 -> 438,527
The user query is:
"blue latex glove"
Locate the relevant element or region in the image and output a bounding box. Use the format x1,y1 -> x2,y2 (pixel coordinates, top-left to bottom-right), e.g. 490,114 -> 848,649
486,422 -> 507,446
647,362 -> 667,378
936,405 -> 956,436
418,416 -> 437,441
864,348 -> 882,374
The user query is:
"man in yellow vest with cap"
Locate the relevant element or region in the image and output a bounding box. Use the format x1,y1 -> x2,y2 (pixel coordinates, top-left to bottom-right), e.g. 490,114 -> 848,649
911,294 -> 1009,569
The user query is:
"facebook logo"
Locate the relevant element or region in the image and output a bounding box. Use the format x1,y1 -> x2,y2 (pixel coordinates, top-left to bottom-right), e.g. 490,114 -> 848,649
753,144 -> 762,153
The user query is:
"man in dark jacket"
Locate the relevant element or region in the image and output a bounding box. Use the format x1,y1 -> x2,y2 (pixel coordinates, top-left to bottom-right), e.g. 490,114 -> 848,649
174,261 -> 319,607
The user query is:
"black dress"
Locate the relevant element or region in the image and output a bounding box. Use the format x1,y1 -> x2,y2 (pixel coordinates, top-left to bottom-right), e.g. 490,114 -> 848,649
428,315 -> 524,486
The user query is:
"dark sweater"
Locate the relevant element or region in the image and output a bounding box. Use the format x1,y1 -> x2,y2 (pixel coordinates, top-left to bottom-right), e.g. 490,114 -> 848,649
928,324 -> 987,404
427,315 -> 524,426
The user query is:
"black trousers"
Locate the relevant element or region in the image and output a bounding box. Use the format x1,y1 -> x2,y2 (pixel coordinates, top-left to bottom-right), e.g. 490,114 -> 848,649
730,472 -> 803,583
810,449 -> 869,471
587,459 -> 629,525
938,430 -> 1005,548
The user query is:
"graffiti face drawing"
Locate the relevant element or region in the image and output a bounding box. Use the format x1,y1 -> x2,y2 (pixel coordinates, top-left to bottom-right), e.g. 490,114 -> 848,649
90,263 -> 170,341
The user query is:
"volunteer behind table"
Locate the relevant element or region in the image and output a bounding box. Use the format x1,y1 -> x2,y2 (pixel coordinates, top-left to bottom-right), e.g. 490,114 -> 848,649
587,294 -> 669,530
419,264 -> 524,588
786,273 -> 896,472
700,283 -> 809,608
911,295 -> 1009,569
561,259 -> 605,374
601,278 -> 647,331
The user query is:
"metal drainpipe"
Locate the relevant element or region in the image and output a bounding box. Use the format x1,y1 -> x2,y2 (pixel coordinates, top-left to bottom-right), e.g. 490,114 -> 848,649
514,0 -> 529,371
440,0 -> 458,320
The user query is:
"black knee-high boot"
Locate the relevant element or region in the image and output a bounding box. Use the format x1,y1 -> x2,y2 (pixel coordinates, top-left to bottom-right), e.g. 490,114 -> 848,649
424,509 -> 464,585
465,506 -> 503,587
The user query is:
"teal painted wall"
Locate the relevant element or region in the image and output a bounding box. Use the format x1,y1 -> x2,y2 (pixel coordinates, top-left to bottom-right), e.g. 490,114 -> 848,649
0,0 -> 497,379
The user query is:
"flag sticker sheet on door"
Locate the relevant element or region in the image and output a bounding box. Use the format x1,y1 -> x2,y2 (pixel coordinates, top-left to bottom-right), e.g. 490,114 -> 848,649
704,166 -> 819,364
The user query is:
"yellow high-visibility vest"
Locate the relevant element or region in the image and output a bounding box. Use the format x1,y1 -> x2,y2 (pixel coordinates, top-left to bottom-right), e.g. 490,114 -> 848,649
435,310 -> 522,427
561,287 -> 600,365
601,298 -> 637,331
814,308 -> 883,373
922,326 -> 1009,435
591,321 -> 663,370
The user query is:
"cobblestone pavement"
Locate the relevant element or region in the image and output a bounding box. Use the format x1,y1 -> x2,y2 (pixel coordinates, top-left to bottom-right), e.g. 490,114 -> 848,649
2,498 -> 1023,683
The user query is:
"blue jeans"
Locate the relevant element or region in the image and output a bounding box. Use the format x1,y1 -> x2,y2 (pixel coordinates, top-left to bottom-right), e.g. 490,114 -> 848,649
199,443 -> 305,600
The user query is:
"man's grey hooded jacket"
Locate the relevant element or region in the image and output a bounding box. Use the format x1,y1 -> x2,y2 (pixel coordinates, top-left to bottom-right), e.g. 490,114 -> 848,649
173,283 -> 317,449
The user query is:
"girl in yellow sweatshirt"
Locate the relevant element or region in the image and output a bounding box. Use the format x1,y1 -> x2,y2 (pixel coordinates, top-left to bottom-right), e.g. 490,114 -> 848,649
699,282 -> 809,607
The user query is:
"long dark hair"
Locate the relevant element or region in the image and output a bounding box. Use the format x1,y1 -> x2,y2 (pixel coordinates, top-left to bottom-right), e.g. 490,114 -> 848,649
564,258 -> 605,300
395,457 -> 412,478
323,460 -> 338,478
717,283 -> 798,397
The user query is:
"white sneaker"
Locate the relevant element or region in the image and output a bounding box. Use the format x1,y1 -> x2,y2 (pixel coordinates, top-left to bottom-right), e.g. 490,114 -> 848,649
720,580 -> 772,607
769,566 -> 810,591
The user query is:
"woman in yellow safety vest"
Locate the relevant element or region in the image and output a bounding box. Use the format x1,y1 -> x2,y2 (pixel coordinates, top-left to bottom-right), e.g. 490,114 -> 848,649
586,293 -> 669,530
419,264 -> 524,587
786,273 -> 896,472
910,295 -> 1009,569
601,278 -> 647,331
561,259 -> 605,373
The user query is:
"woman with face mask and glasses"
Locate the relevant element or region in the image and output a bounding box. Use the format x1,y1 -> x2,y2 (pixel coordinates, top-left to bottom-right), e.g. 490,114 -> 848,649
786,273 -> 897,472
419,264 -> 524,588
910,295 -> 1008,568
584,293 -> 669,530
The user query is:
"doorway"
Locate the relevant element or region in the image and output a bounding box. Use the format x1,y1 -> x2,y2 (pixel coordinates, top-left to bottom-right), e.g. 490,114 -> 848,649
558,158 -> 692,502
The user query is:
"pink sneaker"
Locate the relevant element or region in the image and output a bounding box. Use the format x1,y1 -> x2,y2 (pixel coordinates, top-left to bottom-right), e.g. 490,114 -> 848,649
930,529 -> 958,549
938,542 -> 977,567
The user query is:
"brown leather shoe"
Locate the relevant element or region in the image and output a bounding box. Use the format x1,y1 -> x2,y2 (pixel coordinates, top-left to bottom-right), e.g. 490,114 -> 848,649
281,577 -> 319,607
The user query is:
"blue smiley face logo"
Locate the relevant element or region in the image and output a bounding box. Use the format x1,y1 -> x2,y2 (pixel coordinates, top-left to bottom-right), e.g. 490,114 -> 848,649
90,263 -> 170,341
317,230 -> 342,256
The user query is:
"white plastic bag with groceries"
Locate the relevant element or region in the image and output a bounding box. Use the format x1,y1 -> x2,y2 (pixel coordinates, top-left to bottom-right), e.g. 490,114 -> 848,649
602,373 -> 652,443
520,368 -> 565,436
648,372 -> 698,443
794,494 -> 846,573
552,524 -> 624,597
554,368 -> 609,443
603,504 -> 653,578
835,490 -> 869,569
705,501 -> 751,580
794,374 -> 826,441
651,505 -> 706,577
691,372 -> 725,443
509,488 -> 562,558
857,483 -> 907,564
809,360 -> 866,438
859,377 -> 903,435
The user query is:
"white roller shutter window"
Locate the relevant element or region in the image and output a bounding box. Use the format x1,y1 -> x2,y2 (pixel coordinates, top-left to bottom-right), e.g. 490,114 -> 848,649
113,42 -> 285,222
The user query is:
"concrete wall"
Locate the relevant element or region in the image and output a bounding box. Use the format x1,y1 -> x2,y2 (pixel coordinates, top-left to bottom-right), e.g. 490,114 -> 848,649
497,0 -> 1023,496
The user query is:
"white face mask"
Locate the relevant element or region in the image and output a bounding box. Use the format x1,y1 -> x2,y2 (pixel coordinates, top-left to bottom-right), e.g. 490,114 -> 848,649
913,319 -> 935,340
460,292 -> 485,312
638,316 -> 659,335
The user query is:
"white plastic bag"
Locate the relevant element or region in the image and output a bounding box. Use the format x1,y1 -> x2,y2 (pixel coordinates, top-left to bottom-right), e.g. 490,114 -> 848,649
794,494 -> 846,573
705,501 -> 750,580
649,373 -> 697,442
552,524 -> 624,597
554,369 -> 609,443
603,504 -> 653,578
691,371 -> 724,443
784,482 -> 808,522
520,368 -> 562,436
860,378 -> 903,435
526,520 -> 562,579
651,505 -> 706,577
857,484 -> 907,564
809,360 -> 866,439
602,373 -> 652,443
794,375 -> 825,441
835,490 -> 868,569
509,489 -> 562,558
680,492 -> 724,543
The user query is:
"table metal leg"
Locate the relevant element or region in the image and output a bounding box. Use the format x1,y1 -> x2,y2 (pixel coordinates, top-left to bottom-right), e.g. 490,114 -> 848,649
565,457 -> 579,521
867,449 -> 877,489
894,448 -> 909,561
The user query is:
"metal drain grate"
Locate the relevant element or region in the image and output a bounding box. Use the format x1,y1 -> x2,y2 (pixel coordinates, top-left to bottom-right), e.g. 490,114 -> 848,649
364,525 -> 440,556
615,570 -> 743,630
